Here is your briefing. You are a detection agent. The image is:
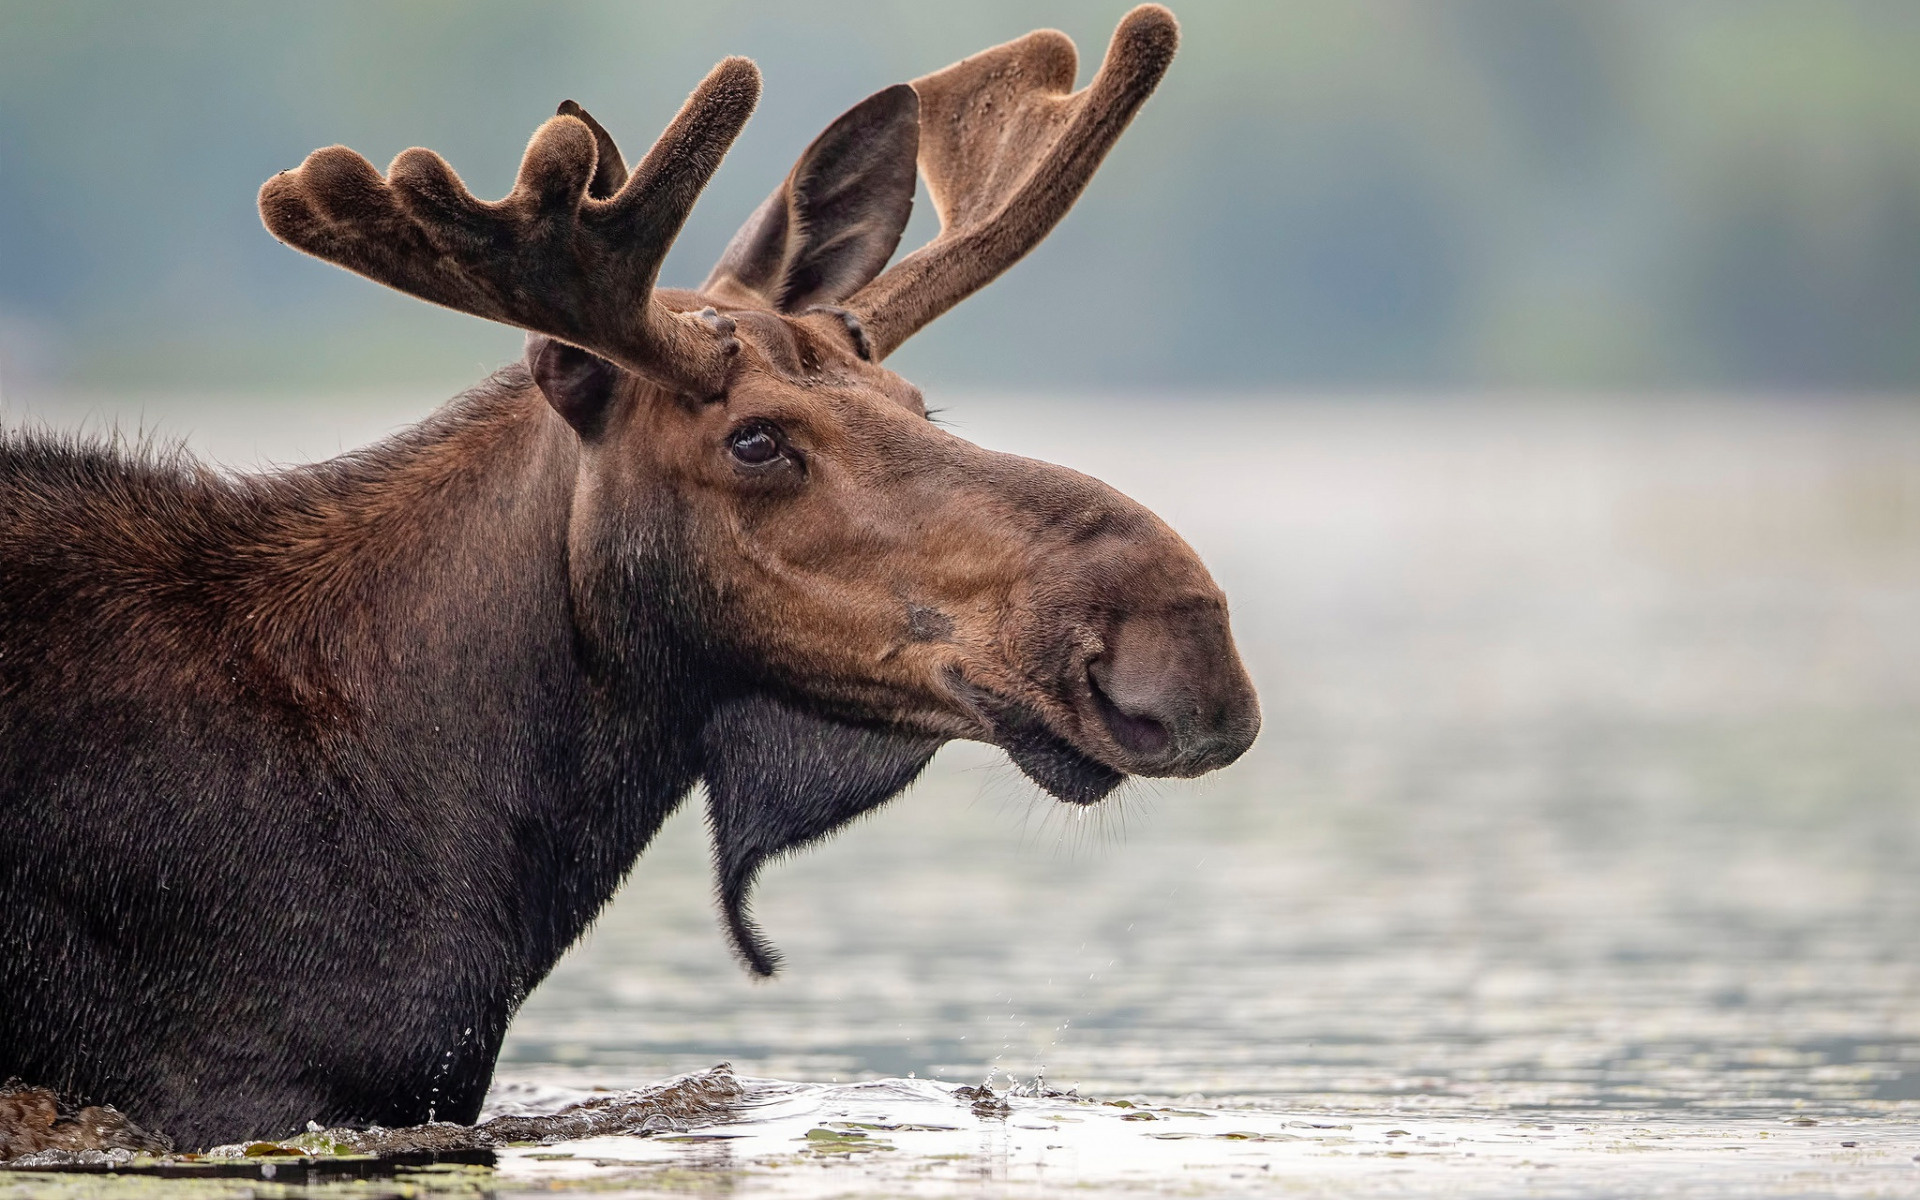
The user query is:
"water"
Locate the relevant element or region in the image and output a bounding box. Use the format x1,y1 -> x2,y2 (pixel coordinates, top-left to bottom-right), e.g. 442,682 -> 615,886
492,394 -> 1920,1192
6,389 -> 1919,1194
481,1076 -> 1920,1197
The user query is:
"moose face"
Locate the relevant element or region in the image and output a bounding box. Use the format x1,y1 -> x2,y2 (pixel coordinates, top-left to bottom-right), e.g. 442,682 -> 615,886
562,298 -> 1257,801
261,5 -> 1255,973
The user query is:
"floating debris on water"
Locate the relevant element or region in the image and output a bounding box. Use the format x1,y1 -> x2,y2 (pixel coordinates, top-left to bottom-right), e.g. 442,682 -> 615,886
0,1080 -> 173,1164
5,1072 -> 1920,1197
0,1066 -> 741,1183
950,1083 -> 1011,1119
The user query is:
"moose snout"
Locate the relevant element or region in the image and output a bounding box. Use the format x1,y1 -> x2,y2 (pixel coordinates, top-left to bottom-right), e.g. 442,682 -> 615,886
1084,603 -> 1259,777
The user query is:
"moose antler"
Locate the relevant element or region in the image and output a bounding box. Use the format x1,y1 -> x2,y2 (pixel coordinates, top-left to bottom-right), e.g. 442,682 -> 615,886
845,5 -> 1178,360
259,59 -> 761,398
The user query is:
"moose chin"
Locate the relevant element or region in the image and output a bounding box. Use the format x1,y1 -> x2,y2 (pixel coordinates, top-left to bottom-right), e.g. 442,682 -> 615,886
0,5 -> 1256,1153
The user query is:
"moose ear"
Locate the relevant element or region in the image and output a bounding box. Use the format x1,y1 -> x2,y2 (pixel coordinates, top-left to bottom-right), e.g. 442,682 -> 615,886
702,84 -> 919,314
701,695 -> 941,977
527,335 -> 621,438
554,100 -> 629,199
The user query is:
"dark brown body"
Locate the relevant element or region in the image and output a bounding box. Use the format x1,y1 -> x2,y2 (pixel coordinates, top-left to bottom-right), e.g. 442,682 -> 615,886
0,7 -> 1257,1150
2,382 -> 661,1145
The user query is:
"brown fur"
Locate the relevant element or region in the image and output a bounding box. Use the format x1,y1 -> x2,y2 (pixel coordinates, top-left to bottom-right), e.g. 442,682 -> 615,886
0,5 -> 1256,1151
249,4 -> 1245,780
593,294 -> 1255,776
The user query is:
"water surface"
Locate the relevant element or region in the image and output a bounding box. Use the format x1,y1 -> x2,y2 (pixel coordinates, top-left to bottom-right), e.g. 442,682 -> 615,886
9,390 -> 1918,1195
499,395 -> 1920,1193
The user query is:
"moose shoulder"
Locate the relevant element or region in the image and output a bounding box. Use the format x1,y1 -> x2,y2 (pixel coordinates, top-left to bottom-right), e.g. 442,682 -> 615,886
0,5 -> 1256,1152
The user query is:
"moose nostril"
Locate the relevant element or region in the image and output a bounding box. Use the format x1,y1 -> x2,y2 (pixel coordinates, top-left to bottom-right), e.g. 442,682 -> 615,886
1087,667 -> 1172,760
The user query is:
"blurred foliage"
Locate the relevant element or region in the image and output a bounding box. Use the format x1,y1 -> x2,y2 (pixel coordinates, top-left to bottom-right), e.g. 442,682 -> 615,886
2,0 -> 1918,394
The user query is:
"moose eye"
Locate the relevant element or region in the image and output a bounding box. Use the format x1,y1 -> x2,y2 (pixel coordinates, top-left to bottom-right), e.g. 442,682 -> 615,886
727,424 -> 784,467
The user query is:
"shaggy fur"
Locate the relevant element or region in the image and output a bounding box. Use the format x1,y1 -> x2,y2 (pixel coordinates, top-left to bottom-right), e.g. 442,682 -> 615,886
1,380 -> 693,1148
1,4 -> 1257,1154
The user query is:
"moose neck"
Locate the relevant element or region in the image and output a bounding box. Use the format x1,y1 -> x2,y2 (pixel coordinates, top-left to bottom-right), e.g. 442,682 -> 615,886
241,367 -> 711,977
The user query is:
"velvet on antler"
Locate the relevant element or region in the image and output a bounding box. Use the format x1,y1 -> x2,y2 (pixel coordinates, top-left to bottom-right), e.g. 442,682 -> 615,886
845,4 -> 1178,360
258,59 -> 761,398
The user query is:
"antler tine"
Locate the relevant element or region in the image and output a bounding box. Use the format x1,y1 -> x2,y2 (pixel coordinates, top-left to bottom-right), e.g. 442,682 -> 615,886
845,5 -> 1178,361
259,57 -> 762,398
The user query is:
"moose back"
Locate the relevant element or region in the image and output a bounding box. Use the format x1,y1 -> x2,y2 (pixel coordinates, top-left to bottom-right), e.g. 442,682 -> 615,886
0,6 -> 1257,1151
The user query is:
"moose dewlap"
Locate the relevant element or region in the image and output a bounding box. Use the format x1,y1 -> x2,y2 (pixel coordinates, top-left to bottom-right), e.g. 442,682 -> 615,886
0,5 -> 1255,1153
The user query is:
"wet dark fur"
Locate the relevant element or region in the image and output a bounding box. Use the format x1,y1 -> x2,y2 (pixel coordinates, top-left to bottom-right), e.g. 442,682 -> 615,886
0,7 -> 1254,1156
702,697 -> 938,977
0,375 -> 927,1150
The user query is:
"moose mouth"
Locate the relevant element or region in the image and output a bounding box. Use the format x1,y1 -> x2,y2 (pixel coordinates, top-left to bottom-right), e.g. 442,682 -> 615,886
947,673 -> 1125,805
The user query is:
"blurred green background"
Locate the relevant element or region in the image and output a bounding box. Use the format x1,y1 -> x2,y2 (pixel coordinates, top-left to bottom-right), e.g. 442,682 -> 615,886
2,0 -> 1918,395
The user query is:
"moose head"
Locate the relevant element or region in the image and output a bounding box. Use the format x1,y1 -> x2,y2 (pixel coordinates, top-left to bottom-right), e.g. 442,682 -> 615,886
259,5 -> 1257,975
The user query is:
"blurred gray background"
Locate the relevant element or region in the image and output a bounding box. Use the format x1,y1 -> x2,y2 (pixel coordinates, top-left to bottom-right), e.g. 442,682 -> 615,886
3,0 -> 1919,397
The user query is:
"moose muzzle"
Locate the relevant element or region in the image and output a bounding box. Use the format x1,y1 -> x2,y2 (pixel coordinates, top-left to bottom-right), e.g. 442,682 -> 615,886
1087,599 -> 1258,778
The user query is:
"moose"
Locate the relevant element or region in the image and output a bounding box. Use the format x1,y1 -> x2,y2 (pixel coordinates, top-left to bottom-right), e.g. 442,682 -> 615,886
0,5 -> 1256,1152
